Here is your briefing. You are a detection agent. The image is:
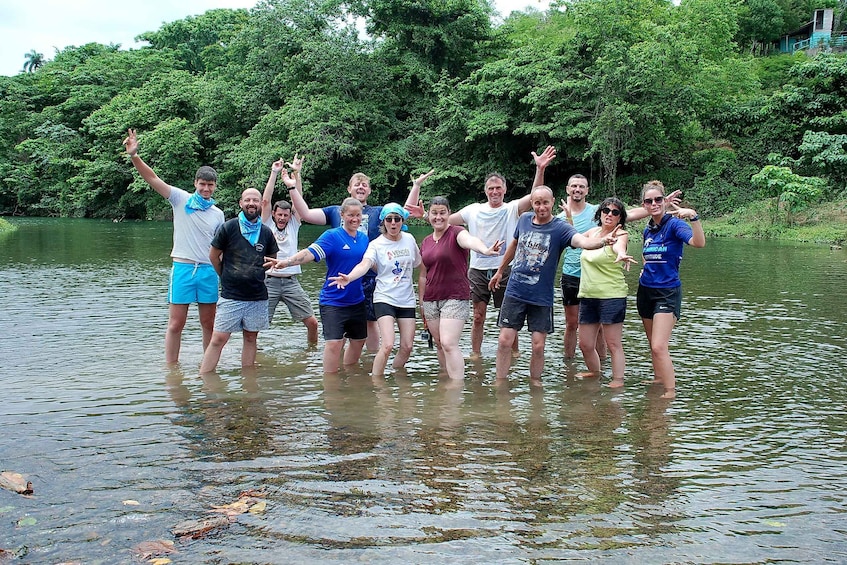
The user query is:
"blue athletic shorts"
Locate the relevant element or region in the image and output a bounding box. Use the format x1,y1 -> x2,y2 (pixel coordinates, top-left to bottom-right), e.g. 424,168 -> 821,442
169,262 -> 219,305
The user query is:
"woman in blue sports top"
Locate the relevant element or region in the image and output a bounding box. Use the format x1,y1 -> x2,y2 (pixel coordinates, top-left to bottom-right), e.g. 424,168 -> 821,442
636,180 -> 705,399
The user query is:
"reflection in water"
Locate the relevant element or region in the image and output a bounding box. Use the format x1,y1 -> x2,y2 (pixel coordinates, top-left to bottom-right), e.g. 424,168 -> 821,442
1,220 -> 847,562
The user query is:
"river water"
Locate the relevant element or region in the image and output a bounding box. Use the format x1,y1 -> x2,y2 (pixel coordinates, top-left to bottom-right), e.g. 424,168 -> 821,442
0,218 -> 845,564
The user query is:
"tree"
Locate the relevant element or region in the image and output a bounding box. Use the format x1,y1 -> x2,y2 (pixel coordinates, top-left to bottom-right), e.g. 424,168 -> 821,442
22,50 -> 44,73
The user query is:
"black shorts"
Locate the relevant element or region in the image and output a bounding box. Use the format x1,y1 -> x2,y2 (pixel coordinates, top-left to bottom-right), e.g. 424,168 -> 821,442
469,267 -> 509,308
373,302 -> 416,320
636,285 -> 682,320
320,302 -> 368,341
579,297 -> 627,325
497,295 -> 554,334
561,274 -> 581,307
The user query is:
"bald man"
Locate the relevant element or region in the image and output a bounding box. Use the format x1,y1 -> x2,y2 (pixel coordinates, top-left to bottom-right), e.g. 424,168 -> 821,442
200,188 -> 279,373
488,186 -> 615,385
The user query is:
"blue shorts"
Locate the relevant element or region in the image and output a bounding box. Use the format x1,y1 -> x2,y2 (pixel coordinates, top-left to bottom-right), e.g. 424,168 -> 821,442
579,297 -> 627,325
169,262 -> 219,305
362,275 -> 378,322
320,302 -> 368,341
213,298 -> 269,333
636,285 -> 682,320
497,295 -> 554,334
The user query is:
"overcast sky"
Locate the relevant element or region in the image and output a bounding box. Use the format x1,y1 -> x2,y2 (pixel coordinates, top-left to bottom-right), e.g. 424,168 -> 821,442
0,0 -> 551,77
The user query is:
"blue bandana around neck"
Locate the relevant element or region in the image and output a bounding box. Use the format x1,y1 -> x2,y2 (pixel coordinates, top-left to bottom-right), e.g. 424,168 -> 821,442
184,191 -> 216,215
238,211 -> 262,246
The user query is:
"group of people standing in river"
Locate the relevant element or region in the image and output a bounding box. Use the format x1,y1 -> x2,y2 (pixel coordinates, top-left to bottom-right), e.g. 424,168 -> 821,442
124,129 -> 705,400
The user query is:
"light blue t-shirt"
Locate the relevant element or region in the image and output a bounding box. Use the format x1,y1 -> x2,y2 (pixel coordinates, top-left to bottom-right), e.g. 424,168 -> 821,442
558,203 -> 598,277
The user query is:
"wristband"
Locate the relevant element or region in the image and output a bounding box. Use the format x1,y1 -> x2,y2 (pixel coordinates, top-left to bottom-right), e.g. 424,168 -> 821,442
689,214 -> 699,222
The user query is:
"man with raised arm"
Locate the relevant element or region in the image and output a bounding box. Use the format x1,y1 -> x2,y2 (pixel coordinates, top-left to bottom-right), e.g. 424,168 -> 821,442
261,156 -> 319,344
287,170 -> 428,351
448,170 -> 535,358
123,128 -> 224,365
488,186 -> 617,386
532,146 -> 677,360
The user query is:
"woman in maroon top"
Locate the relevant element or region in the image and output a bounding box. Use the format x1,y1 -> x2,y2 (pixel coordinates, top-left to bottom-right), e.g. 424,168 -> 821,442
419,196 -> 502,379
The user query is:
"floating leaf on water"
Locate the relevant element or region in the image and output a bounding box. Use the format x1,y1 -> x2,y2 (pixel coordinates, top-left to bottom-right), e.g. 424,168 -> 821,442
15,516 -> 36,527
131,539 -> 176,559
171,515 -> 230,540
0,472 -> 32,495
763,520 -> 786,527
248,501 -> 267,514
209,500 -> 249,517
122,500 -> 140,506
0,506 -> 13,514
150,559 -> 172,565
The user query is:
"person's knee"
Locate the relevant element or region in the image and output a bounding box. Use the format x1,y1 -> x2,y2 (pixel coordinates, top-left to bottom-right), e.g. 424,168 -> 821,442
650,341 -> 669,357
304,317 -> 319,330
497,332 -> 515,349
531,339 -> 546,356
243,332 -> 258,345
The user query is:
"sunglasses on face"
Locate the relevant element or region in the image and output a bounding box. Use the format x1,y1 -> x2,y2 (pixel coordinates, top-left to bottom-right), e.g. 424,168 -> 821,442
384,215 -> 403,223
601,207 -> 621,217
643,196 -> 664,205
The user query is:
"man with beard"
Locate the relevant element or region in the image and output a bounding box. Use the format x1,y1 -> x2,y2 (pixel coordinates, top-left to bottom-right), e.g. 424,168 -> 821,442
532,146 -> 674,360
261,156 -> 319,344
199,188 -> 279,373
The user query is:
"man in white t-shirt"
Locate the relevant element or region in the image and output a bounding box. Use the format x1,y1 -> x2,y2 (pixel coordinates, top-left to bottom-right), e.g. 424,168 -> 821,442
449,170 -> 533,357
261,157 -> 319,344
123,128 -> 225,364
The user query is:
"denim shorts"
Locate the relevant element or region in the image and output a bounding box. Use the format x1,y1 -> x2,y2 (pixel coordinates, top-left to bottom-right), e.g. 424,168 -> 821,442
579,297 -> 627,325
214,298 -> 269,333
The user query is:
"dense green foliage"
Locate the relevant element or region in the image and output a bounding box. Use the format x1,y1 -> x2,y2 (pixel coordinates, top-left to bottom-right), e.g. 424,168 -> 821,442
2,0 -> 847,222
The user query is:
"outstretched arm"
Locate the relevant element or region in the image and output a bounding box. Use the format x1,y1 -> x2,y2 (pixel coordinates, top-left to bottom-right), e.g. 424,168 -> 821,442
404,169 -> 434,218
456,229 -> 502,256
283,156 -> 326,226
532,145 -> 556,188
626,190 -> 682,221
123,128 -> 171,199
265,247 -> 316,271
262,158 -> 286,223
328,258 -> 376,289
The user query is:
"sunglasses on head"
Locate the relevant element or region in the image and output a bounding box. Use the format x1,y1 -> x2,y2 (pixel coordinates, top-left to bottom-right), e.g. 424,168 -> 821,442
601,207 -> 621,217
643,196 -> 664,205
384,215 -> 403,223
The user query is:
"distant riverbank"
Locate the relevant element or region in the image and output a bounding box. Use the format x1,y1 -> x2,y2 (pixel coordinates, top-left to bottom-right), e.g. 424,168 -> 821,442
705,198 -> 847,246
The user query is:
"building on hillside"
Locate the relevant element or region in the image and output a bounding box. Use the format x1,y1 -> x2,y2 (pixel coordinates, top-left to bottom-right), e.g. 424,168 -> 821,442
779,8 -> 847,54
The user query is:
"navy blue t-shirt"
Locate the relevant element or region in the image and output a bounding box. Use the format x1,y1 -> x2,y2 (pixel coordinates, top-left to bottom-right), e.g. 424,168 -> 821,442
506,214 -> 577,307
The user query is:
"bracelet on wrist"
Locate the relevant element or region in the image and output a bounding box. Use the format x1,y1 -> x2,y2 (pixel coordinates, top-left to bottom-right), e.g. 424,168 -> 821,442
129,153 -> 138,158
689,214 -> 700,222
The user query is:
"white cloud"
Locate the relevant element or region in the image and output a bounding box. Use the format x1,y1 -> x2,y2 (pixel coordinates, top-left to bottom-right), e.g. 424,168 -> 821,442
1,0 -> 550,77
